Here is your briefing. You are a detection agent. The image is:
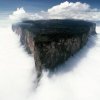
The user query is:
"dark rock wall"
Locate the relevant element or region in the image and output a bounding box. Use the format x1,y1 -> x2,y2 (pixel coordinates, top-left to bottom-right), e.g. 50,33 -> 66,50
12,20 -> 96,76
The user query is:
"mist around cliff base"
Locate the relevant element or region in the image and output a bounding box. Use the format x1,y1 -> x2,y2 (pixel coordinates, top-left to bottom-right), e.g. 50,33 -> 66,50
0,19 -> 100,100
0,1 -> 100,100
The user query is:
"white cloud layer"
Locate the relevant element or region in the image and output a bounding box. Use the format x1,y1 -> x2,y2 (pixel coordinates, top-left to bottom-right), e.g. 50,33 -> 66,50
9,1 -> 100,21
1,1 -> 100,100
1,23 -> 100,100
47,1 -> 100,20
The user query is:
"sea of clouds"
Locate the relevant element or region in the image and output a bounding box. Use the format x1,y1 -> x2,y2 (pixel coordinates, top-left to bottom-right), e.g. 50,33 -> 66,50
0,1 -> 100,100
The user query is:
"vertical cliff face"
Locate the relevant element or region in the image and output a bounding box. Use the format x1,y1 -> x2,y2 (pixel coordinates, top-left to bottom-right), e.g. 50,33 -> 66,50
12,19 -> 96,77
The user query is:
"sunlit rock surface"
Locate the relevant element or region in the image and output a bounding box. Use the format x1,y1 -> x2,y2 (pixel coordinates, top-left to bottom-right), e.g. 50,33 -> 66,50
12,19 -> 96,77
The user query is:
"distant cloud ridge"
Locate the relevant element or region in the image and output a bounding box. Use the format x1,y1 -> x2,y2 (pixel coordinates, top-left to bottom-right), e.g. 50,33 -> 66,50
9,1 -> 100,21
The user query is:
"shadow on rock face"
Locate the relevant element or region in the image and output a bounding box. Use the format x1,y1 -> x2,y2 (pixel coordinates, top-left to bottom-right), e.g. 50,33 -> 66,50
51,34 -> 97,76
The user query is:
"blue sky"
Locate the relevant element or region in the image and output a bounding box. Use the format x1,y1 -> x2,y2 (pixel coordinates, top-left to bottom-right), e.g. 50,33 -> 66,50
0,0 -> 100,12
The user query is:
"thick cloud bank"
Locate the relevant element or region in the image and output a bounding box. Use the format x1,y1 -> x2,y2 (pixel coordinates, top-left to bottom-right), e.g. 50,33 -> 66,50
9,1 -> 100,21
47,1 -> 100,20
1,1 -> 100,100
0,24 -> 37,100
1,23 -> 99,100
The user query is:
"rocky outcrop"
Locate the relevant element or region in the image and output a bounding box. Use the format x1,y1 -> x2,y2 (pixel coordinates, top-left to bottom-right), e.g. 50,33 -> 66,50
12,19 -> 96,77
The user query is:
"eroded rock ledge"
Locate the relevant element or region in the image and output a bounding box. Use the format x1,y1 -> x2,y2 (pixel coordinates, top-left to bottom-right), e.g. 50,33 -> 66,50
12,19 -> 96,77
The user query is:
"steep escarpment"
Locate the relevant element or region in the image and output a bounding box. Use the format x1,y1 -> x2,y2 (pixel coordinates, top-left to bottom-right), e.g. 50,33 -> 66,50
12,19 -> 96,77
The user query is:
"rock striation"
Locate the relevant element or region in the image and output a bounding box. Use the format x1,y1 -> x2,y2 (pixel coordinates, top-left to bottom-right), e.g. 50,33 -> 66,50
12,19 -> 96,77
